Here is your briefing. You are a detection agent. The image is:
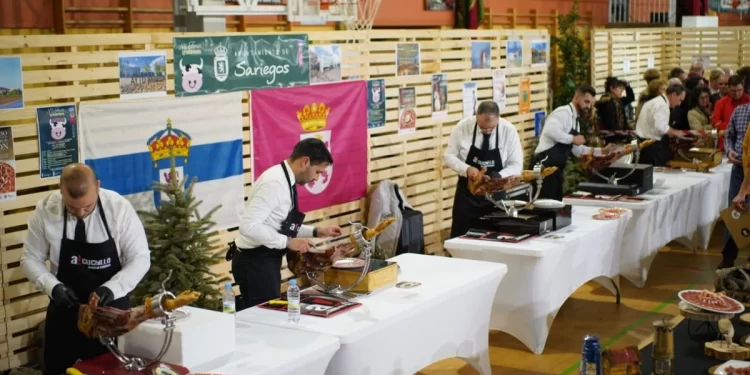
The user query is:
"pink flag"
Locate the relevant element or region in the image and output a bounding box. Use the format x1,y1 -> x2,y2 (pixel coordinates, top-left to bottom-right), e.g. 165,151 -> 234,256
251,81 -> 368,213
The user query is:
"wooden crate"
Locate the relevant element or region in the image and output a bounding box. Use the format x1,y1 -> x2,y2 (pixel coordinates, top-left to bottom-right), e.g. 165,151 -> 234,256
0,28 -> 549,370
323,260 -> 398,293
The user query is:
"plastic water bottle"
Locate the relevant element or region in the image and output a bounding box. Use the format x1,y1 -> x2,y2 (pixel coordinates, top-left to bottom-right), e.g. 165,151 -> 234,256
580,334 -> 602,375
222,282 -> 236,314
287,278 -> 301,323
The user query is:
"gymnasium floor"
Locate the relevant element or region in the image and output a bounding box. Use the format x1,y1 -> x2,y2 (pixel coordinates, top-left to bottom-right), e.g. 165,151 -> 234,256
417,223 -> 726,375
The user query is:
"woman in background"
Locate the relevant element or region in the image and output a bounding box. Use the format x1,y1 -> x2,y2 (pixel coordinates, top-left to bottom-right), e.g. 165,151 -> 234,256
687,86 -> 713,131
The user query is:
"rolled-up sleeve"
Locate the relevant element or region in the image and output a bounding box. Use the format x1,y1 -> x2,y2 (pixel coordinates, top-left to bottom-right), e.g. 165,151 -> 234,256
20,207 -> 61,298
102,203 -> 151,299
444,123 -> 470,177
238,180 -> 289,250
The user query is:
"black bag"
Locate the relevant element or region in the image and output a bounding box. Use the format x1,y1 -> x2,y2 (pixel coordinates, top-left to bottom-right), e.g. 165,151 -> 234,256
394,185 -> 425,255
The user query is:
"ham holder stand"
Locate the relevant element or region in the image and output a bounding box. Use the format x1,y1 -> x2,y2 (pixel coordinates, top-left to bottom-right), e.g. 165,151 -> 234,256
578,139 -> 655,197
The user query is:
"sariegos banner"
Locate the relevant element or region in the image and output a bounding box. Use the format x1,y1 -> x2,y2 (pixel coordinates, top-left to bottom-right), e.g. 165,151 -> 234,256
251,80 -> 368,213
78,92 -> 245,231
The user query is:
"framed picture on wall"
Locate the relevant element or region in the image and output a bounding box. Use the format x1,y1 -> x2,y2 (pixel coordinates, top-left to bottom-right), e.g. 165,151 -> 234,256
425,0 -> 454,11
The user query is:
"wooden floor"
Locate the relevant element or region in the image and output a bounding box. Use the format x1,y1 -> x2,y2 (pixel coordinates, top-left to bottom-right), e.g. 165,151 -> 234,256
417,223 -> 728,375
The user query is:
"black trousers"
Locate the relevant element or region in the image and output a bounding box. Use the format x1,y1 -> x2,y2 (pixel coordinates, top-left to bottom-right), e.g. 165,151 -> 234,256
44,303 -> 110,375
535,164 -> 565,201
723,164 -> 745,262
638,139 -> 672,167
231,246 -> 285,311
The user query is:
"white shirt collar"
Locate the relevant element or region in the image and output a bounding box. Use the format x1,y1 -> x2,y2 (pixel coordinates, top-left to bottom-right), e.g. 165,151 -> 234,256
283,160 -> 296,186
568,103 -> 579,119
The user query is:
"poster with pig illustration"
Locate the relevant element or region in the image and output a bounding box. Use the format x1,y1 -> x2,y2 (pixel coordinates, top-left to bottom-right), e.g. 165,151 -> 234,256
36,104 -> 79,179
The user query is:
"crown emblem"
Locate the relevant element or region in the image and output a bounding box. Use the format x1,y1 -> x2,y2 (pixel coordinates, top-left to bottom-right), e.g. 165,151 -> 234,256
296,103 -> 330,132
146,118 -> 192,167
214,44 -> 228,57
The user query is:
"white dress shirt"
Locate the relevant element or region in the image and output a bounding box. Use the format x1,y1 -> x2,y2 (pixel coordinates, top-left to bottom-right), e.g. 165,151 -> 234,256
20,188 -> 151,300
635,95 -> 670,140
443,116 -> 524,178
534,103 -> 597,157
235,161 -> 315,250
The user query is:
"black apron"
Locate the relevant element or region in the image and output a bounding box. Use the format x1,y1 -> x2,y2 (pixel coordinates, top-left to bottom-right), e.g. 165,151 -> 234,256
533,104 -> 578,201
449,123 -> 503,238
230,162 -> 305,310
44,198 -> 130,375
638,96 -> 673,167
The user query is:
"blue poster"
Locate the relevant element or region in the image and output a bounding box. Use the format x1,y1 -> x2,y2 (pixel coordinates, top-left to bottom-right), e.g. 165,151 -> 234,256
367,79 -> 386,129
534,111 -> 546,137
36,104 -> 79,179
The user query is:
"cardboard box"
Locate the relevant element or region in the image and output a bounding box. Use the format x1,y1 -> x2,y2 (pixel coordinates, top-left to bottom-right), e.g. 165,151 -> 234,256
721,207 -> 750,249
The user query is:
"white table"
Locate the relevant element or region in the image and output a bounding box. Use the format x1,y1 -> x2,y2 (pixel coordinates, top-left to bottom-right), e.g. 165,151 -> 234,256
444,206 -> 631,354
190,320 -> 340,375
236,253 -> 507,375
564,174 -> 705,288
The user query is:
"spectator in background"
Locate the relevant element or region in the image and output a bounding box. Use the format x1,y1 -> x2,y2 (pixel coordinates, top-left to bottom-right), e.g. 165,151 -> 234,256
723,67 -> 735,77
709,69 -> 727,104
636,69 -> 663,113
738,67 -> 750,95
687,86 -> 713,131
689,61 -> 705,78
669,67 -> 687,83
595,77 -> 635,144
713,75 -> 750,150
636,79 -> 668,123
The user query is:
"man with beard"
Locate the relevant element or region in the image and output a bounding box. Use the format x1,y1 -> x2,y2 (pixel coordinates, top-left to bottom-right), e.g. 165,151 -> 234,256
635,83 -> 688,166
228,138 -> 342,310
533,84 -> 617,201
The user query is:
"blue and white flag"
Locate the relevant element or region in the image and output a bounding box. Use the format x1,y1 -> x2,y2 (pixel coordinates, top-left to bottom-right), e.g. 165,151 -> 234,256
79,92 -> 244,231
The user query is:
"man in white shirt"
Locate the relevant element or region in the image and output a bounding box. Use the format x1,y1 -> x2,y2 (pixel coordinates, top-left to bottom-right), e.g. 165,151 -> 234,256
444,101 -> 524,238
230,138 -> 342,309
635,83 -> 687,166
20,163 -> 151,375
533,84 -> 616,201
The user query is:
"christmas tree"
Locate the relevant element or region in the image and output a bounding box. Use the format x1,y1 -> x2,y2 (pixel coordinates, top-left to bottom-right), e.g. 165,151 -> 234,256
131,120 -> 228,311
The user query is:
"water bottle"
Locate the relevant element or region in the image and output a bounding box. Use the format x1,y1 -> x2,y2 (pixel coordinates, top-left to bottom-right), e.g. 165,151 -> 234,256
287,278 -> 301,323
222,282 -> 236,314
580,334 -> 602,375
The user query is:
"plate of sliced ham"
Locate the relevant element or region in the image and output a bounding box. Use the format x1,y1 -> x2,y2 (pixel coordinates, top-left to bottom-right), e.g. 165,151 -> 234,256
678,289 -> 745,314
715,360 -> 750,374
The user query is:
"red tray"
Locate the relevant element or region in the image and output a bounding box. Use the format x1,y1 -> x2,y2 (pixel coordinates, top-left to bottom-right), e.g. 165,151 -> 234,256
71,353 -> 190,375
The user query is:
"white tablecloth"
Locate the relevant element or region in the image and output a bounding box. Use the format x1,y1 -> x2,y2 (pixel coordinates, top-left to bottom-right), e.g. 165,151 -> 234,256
237,253 -> 507,375
190,321 -> 340,375
564,173 -> 705,287
444,206 -> 631,354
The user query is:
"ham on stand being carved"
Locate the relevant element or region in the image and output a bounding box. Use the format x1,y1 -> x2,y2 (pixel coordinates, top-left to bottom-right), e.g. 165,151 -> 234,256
576,138 -> 656,197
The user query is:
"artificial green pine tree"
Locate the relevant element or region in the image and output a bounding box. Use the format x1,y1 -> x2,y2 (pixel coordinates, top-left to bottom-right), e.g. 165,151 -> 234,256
131,132 -> 228,311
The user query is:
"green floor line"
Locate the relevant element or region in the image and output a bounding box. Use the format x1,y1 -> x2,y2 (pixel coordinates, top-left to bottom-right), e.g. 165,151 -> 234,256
558,275 -> 707,375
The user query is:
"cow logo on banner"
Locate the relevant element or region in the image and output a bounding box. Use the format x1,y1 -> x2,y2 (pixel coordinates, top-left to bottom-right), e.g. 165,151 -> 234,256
146,118 -> 192,206
214,44 -> 229,83
297,103 -> 332,195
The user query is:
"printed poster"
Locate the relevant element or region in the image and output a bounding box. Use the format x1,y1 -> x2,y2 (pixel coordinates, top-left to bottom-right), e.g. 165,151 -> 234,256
118,52 -> 168,100
310,44 -> 342,84
36,105 -> 80,179
519,77 -> 531,115
0,126 -> 16,202
622,59 -> 631,73
173,34 -> 309,97
79,93 -> 245,231
492,70 -> 506,110
251,81 -> 368,213
367,79 -> 386,129
534,111 -> 546,137
471,41 -> 492,70
399,87 -> 417,136
647,56 -> 655,69
431,74 -> 448,120
506,40 -> 523,69
693,55 -> 711,69
396,43 -> 421,76
462,81 -> 478,118
0,56 -> 24,111
530,40 -> 549,68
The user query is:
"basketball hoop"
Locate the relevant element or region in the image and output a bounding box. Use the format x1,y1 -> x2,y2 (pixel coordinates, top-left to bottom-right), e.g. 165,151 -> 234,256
338,0 -> 381,31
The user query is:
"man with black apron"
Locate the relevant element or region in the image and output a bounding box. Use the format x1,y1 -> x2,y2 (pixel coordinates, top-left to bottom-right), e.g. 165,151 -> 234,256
20,164 -> 151,375
229,139 -> 342,310
533,84 -> 616,201
635,83 -> 687,166
444,101 -> 524,238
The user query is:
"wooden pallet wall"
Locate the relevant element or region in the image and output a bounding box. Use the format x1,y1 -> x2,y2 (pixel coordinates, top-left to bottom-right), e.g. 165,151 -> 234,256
590,26 -> 750,101
0,28 -> 548,369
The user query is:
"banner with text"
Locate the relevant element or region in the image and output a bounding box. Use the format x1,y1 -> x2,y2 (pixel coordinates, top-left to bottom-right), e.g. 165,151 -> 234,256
251,81 -> 368,213
79,92 -> 245,231
173,34 -> 310,97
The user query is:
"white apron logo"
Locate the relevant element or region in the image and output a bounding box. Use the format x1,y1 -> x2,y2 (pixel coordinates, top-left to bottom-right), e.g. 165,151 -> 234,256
473,157 -> 495,168
300,130 -> 333,195
214,44 -> 229,82
71,255 -> 112,270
